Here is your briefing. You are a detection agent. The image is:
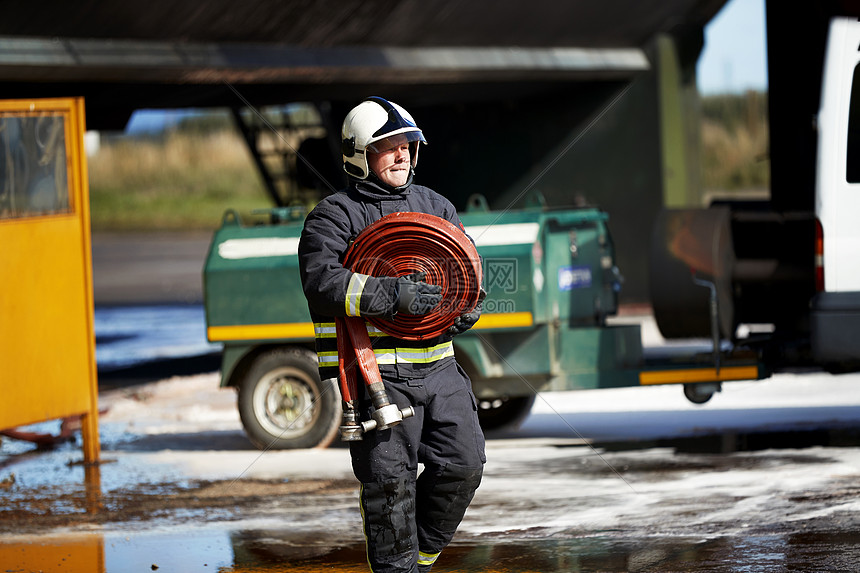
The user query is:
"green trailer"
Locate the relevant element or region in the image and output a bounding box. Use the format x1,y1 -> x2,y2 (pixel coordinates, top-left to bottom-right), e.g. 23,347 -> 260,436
203,199 -> 764,449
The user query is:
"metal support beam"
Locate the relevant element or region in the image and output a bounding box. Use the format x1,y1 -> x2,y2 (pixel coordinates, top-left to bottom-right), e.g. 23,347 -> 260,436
230,106 -> 283,206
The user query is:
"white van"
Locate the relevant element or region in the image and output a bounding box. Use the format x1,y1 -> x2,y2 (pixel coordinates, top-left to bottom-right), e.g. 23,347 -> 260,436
811,17 -> 860,366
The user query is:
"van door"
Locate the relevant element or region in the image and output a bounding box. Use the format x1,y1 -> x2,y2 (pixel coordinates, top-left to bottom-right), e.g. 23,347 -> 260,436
816,17 -> 860,291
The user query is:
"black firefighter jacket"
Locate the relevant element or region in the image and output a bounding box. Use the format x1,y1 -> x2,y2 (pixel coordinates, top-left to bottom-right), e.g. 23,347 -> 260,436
298,178 -> 471,382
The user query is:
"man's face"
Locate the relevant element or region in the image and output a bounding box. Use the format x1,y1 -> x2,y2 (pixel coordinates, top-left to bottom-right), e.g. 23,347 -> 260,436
367,134 -> 411,188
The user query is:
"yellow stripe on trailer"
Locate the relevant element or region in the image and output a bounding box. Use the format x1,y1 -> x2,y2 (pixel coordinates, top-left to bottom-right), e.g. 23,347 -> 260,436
473,312 -> 534,329
639,365 -> 759,386
208,322 -> 314,341
209,312 -> 534,341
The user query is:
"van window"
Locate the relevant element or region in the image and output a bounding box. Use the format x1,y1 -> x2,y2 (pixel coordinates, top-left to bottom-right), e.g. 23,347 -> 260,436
848,63 -> 860,183
0,114 -> 70,220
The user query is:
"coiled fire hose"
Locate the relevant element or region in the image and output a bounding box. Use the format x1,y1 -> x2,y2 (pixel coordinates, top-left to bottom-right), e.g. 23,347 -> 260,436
336,212 -> 483,440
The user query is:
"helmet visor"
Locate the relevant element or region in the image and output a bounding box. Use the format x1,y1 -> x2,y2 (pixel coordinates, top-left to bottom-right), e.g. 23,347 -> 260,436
366,130 -> 425,154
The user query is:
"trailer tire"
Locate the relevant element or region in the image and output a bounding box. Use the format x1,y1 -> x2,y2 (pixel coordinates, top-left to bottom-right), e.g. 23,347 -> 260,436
477,395 -> 536,431
683,382 -> 720,405
237,347 -> 340,450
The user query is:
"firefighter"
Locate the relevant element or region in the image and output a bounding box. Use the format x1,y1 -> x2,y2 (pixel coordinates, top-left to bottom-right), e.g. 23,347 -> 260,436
298,96 -> 485,573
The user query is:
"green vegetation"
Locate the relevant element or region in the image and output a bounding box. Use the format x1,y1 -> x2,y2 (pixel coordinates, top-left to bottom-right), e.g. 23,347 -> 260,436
700,90 -> 769,194
87,92 -> 769,231
88,120 -> 269,231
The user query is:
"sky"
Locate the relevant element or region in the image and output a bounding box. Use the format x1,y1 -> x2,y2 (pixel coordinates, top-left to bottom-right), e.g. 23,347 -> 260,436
697,0 -> 768,94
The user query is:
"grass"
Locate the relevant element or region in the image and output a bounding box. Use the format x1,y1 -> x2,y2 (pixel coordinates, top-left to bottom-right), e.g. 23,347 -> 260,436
88,128 -> 270,231
700,91 -> 770,194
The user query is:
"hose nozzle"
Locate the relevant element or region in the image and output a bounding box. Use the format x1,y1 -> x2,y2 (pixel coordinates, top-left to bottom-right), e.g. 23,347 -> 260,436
361,404 -> 415,433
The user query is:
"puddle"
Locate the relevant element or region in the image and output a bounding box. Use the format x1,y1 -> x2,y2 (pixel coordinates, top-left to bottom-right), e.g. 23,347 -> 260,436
94,305 -> 219,371
3,529 -> 860,572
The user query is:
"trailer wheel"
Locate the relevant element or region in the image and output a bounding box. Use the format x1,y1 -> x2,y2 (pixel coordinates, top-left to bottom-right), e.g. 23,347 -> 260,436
237,347 -> 340,450
477,395 -> 536,431
683,382 -> 721,405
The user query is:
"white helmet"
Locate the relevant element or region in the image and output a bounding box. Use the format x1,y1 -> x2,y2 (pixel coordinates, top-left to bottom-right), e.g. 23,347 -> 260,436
341,96 -> 426,180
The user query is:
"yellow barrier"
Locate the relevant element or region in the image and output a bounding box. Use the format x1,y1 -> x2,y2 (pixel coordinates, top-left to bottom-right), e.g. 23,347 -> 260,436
0,97 -> 100,463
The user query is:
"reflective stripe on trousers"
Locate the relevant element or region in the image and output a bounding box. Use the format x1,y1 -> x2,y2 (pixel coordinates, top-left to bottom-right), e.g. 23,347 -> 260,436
417,550 -> 440,566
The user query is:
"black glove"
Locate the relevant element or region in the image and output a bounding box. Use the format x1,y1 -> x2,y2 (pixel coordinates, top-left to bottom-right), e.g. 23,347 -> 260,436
447,288 -> 486,336
397,272 -> 442,315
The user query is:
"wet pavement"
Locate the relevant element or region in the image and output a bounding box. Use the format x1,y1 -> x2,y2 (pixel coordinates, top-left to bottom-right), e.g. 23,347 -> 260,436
4,371 -> 860,571
3,233 -> 860,571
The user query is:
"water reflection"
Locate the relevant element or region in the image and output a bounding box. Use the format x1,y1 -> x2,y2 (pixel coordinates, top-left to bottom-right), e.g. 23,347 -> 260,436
223,534 -> 860,572
0,534 -> 104,573
2,529 -> 860,572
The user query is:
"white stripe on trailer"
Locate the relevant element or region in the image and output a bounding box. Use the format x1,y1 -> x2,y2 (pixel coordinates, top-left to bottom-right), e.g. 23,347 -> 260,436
218,237 -> 300,259
465,222 -> 540,247
216,223 -> 539,258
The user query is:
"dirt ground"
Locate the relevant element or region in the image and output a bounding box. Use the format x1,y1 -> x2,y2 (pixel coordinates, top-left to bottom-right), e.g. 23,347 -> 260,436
0,473 -> 357,536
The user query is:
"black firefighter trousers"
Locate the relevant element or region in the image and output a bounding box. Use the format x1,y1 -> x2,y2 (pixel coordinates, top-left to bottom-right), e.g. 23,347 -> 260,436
349,360 -> 486,573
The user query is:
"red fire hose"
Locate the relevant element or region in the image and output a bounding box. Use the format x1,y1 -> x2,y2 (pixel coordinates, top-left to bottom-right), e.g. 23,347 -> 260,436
343,211 -> 483,340
336,212 -> 483,440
